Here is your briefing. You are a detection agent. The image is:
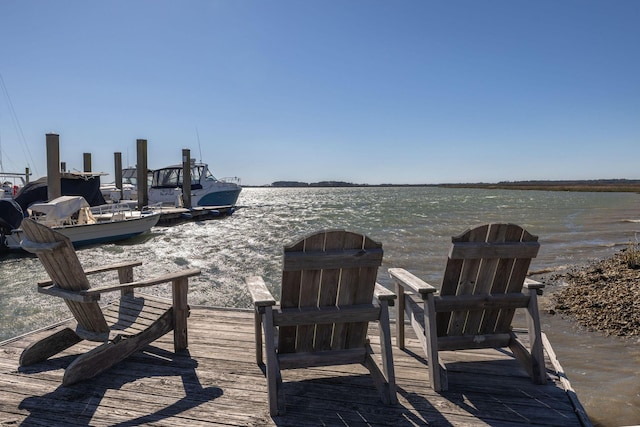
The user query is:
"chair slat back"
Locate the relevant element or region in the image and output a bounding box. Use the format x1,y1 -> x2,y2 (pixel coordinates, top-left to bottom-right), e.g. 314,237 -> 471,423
279,230 -> 383,354
20,219 -> 110,334
436,223 -> 539,337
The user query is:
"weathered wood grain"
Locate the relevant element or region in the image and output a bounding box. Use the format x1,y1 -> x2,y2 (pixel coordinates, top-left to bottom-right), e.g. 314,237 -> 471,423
18,218 -> 201,386
0,308 -> 590,426
391,223 -> 550,393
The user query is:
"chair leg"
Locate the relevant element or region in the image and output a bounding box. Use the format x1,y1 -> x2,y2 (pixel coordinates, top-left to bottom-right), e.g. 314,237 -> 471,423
172,277 -> 189,351
20,327 -> 82,367
262,306 -> 284,416
364,351 -> 392,404
526,289 -> 546,384
63,310 -> 173,386
395,282 -> 406,350
424,293 -> 445,391
507,293 -> 547,386
377,300 -> 397,404
255,308 -> 263,365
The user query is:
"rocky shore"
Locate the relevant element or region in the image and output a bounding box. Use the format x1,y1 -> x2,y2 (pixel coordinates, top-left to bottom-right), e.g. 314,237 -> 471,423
548,248 -> 640,338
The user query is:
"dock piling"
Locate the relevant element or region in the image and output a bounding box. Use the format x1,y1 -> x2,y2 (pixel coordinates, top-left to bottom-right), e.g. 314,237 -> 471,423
114,152 -> 123,201
46,133 -> 61,201
83,153 -> 91,173
182,148 -> 192,209
136,139 -> 148,210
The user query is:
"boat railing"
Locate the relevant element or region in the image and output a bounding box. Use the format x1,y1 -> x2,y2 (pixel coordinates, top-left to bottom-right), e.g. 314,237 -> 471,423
90,203 -> 149,221
30,206 -> 96,227
30,212 -> 75,227
219,176 -> 241,185
1,174 -> 27,199
91,202 -> 133,215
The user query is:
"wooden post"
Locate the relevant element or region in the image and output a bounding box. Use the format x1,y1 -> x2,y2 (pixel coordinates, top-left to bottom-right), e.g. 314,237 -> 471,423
60,162 -> 66,173
118,264 -> 135,297
25,167 -> 30,183
136,139 -> 148,210
46,133 -> 61,201
395,281 -> 405,349
114,152 -> 123,201
83,153 -> 92,173
172,277 -> 189,351
182,148 -> 192,209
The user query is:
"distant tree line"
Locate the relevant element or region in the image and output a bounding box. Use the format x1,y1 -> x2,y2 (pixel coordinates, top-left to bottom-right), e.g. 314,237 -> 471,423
440,179 -> 640,192
271,181 -> 365,187
255,179 -> 640,193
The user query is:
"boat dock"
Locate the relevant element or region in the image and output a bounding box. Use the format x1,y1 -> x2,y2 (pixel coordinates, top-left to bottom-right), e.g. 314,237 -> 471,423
0,307 -> 591,426
104,201 -> 237,224
154,205 -> 236,225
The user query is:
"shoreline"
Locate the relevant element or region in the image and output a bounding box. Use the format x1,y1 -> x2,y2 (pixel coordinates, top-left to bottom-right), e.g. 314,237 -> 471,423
245,179 -> 640,193
538,248 -> 640,338
439,181 -> 640,193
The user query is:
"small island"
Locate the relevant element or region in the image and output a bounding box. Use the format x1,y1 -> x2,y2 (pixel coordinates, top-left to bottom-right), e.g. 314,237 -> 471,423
253,179 -> 640,192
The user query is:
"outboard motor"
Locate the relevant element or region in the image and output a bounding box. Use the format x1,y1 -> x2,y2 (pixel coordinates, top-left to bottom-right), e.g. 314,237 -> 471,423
0,199 -> 24,234
0,199 -> 24,251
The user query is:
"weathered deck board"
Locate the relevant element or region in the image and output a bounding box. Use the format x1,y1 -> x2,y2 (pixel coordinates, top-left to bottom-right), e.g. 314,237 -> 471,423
0,307 -> 589,426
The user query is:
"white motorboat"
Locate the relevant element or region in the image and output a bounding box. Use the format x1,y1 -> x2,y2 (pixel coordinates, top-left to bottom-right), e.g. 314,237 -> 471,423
100,167 -> 150,202
1,195 -> 159,251
0,172 -> 27,200
148,160 -> 241,208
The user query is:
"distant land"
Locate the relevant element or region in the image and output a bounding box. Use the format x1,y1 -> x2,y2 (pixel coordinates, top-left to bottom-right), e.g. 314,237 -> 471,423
245,179 -> 640,193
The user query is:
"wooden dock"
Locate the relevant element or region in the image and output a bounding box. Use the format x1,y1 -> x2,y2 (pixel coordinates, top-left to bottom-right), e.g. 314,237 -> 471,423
154,205 -> 236,225
0,307 -> 591,426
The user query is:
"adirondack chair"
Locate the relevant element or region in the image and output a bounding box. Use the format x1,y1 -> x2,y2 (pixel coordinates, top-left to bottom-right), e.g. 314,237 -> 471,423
18,218 -> 201,386
389,223 -> 546,392
246,230 -> 397,416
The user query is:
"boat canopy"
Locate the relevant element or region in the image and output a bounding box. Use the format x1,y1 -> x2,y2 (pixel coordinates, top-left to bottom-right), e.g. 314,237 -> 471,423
15,175 -> 106,211
152,164 -> 211,190
29,196 -> 90,221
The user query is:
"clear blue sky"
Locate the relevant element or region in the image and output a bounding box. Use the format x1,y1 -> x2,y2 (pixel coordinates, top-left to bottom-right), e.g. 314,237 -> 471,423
1,1 -> 638,186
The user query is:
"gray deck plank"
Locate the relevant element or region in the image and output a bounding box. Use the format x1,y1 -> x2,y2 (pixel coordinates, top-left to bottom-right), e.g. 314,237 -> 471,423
0,307 -> 588,426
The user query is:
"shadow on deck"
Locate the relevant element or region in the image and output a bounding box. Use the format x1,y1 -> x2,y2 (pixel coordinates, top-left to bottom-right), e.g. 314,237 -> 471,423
0,307 -> 590,426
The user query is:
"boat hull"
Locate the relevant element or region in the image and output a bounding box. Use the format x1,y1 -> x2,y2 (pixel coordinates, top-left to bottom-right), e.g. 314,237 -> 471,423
195,187 -> 242,207
3,212 -> 160,251
148,184 -> 242,208
149,162 -> 242,208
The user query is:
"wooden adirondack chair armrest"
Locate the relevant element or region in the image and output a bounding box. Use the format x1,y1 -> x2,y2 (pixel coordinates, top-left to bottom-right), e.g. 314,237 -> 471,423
37,283 -> 101,302
83,261 -> 144,276
20,239 -> 64,254
388,268 -> 437,298
37,261 -> 145,288
524,278 -> 545,295
79,268 -> 201,297
245,276 -> 276,307
374,283 -> 396,306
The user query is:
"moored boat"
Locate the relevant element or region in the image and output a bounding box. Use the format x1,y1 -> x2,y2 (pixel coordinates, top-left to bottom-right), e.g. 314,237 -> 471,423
100,167 -> 153,202
0,172 -> 28,200
1,195 -> 159,252
148,160 -> 241,208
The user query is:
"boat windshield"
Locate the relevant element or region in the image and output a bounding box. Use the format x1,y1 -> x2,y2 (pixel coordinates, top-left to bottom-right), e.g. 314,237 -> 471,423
189,165 -> 217,182
203,167 -> 218,182
152,165 -> 212,188
122,169 -> 138,186
192,166 -> 203,183
153,168 -> 181,188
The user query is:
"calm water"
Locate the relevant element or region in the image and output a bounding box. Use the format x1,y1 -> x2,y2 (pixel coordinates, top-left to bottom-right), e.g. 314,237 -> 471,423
1,187 -> 639,426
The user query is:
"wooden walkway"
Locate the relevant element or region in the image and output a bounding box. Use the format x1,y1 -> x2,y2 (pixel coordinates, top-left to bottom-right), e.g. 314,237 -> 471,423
0,307 -> 591,426
155,206 -> 235,225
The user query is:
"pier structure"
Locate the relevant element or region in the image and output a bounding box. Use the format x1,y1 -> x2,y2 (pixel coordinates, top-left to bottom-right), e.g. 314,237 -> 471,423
0,308 -> 591,426
40,133 -> 236,225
